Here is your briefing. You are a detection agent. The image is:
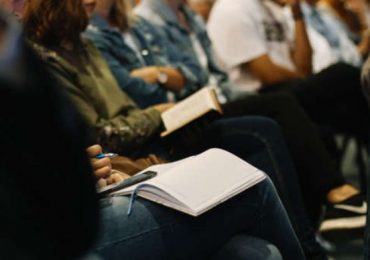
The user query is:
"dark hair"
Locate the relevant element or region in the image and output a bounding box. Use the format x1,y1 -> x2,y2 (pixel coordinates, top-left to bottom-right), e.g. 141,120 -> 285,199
23,0 -> 88,48
109,0 -> 136,31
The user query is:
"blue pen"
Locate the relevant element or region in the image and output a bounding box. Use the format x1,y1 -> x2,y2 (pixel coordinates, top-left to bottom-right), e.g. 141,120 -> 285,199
95,153 -> 118,159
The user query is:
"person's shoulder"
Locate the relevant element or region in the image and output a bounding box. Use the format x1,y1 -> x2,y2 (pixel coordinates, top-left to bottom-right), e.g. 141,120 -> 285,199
212,0 -> 261,21
82,38 -> 106,58
28,41 -> 64,67
83,24 -> 112,48
134,4 -> 166,26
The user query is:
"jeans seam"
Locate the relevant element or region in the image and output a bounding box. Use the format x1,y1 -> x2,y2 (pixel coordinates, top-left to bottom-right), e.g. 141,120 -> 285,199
96,222 -> 177,250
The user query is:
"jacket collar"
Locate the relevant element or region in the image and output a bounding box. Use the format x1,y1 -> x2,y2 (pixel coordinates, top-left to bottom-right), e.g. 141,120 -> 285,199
143,0 -> 181,27
89,14 -> 116,33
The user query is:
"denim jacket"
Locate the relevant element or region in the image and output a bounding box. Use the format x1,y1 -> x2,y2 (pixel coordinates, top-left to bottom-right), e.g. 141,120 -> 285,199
135,0 -> 233,100
84,14 -> 204,108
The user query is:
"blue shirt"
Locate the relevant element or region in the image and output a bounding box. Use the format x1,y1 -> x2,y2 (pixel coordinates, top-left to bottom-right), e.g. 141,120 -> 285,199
84,15 -> 203,108
301,2 -> 361,67
135,0 -> 234,100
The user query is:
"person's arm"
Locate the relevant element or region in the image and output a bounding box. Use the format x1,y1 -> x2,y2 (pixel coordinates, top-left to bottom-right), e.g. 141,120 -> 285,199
207,0 -> 306,87
245,54 -> 304,86
357,30 -> 370,57
130,65 -> 185,91
83,32 -> 168,108
137,18 -> 208,96
290,1 -> 313,76
46,62 -> 164,154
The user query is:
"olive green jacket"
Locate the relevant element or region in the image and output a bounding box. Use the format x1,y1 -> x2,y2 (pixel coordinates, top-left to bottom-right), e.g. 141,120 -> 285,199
31,40 -> 162,154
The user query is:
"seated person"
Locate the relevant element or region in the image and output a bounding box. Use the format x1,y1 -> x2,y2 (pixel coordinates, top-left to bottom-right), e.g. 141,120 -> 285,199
17,0 -> 324,258
134,0 -> 366,252
0,14 -> 99,258
0,13 -> 303,259
318,0 -> 368,43
205,0 -> 369,142
292,0 -> 366,71
86,2 -> 365,238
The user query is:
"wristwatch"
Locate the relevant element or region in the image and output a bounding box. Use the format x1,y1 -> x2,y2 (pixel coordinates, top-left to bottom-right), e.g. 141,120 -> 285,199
157,70 -> 168,85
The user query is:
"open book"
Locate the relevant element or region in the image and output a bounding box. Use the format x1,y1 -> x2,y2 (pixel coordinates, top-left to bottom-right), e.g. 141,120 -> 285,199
112,148 -> 266,216
161,87 -> 223,137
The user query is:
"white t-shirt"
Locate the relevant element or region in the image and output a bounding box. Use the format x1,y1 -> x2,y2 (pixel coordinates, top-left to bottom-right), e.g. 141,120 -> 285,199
207,0 -> 296,92
283,2 -> 361,72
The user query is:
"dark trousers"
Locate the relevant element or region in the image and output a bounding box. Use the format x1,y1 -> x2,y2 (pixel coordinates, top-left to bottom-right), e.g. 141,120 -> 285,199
259,63 -> 369,143
140,116 -> 324,258
222,92 -> 346,224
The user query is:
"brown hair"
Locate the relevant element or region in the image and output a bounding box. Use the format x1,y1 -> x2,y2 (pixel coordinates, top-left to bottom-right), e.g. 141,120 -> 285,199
109,0 -> 136,31
23,0 -> 88,48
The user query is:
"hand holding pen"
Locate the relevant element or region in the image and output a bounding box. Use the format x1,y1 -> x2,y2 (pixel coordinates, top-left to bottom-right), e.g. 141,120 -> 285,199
95,153 -> 118,159
86,145 -> 128,188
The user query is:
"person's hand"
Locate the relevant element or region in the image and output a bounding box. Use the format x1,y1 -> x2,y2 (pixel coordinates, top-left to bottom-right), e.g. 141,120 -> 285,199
153,103 -> 175,113
358,30 -> 370,56
86,144 -> 112,179
86,145 -> 131,188
346,0 -> 366,17
130,66 -> 160,84
96,170 -> 131,188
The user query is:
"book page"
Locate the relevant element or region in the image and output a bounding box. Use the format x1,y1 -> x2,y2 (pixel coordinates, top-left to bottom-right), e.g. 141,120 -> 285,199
160,88 -> 222,136
143,148 -> 266,216
111,157 -> 194,196
111,149 -> 266,216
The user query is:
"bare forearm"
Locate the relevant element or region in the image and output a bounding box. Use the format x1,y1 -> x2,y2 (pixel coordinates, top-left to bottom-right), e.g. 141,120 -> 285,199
158,67 -> 185,92
130,66 -> 185,92
291,4 -> 312,76
244,56 -> 304,86
258,65 -> 304,86
357,30 -> 370,57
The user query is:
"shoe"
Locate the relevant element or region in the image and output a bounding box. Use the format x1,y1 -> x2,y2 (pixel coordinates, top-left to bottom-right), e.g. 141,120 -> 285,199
319,194 -> 366,240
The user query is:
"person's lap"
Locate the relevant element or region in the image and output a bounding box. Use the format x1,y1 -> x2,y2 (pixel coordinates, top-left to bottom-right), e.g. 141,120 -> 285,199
94,178 -> 303,259
258,63 -> 369,141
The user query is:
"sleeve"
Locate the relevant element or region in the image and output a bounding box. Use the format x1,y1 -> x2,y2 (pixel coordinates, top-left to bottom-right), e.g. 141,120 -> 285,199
101,50 -> 167,108
142,19 -> 208,97
84,30 -> 168,108
157,33 -> 207,95
47,62 -> 163,154
207,0 -> 268,69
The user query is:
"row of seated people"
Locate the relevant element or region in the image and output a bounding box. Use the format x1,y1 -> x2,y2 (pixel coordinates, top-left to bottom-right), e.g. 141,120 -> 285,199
1,0 -> 370,259
88,0 -> 368,254
0,4 -> 303,260
0,31 -> 302,260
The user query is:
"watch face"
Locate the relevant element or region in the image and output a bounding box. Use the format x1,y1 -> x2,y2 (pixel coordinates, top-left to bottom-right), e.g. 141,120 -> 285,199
158,71 -> 168,84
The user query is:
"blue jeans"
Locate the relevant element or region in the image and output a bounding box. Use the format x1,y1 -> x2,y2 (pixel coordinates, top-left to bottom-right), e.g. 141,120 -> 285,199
139,116 -> 322,258
202,116 -> 323,258
213,235 -> 282,260
95,178 -> 303,259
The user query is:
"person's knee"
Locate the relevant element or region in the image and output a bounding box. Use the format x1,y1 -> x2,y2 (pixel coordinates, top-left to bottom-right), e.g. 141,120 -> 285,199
209,116 -> 283,139
323,62 -> 360,80
268,92 -> 301,111
212,235 -> 283,260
